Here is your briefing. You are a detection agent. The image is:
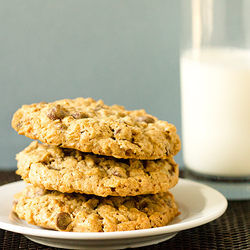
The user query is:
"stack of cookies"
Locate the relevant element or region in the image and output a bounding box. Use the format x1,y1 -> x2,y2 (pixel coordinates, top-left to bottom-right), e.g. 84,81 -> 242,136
11,97 -> 181,232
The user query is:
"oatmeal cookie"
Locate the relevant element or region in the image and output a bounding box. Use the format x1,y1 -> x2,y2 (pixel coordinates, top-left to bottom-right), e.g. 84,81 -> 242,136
13,185 -> 180,232
16,141 -> 179,197
12,97 -> 181,160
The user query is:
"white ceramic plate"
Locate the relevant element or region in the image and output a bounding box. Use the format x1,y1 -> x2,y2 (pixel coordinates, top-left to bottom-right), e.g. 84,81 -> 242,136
0,179 -> 227,249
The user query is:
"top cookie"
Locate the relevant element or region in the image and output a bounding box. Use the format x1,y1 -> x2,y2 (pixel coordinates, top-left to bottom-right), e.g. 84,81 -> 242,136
12,98 -> 181,160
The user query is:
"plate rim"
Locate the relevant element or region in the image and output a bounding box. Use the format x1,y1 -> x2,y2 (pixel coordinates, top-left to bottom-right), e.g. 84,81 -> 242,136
0,178 -> 228,240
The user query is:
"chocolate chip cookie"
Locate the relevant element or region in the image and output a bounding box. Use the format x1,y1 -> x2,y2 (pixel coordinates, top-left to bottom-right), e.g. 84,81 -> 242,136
13,185 -> 180,232
16,141 -> 179,197
12,98 -> 181,160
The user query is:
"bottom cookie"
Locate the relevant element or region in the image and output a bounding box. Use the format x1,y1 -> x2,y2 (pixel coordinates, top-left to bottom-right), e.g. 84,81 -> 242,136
13,185 -> 180,232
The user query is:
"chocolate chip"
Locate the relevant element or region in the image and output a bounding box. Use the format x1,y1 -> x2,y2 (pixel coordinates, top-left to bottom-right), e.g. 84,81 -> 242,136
137,116 -> 155,124
34,188 -> 46,197
13,199 -> 19,206
26,188 -> 46,198
15,122 -> 22,131
54,123 -> 67,130
71,112 -> 89,119
125,149 -> 133,157
56,212 -> 72,230
47,105 -> 66,120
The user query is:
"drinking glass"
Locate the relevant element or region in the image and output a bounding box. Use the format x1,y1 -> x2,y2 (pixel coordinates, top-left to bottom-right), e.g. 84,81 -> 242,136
180,0 -> 250,199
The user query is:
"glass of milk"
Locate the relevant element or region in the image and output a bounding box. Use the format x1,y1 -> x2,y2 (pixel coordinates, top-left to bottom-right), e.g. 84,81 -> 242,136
180,0 -> 250,199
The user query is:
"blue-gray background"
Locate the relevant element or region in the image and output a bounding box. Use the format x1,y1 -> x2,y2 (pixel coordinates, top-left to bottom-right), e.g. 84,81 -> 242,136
0,0 -> 183,170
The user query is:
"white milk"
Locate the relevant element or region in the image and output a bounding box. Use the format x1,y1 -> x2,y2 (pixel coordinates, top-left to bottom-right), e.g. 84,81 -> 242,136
181,47 -> 250,177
